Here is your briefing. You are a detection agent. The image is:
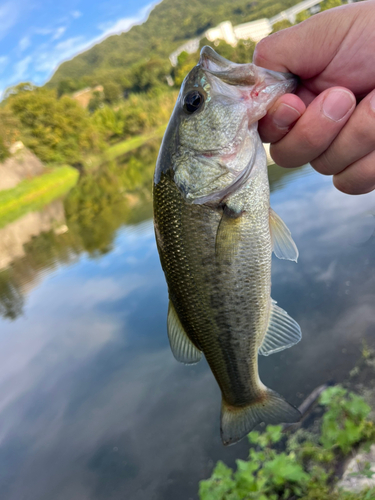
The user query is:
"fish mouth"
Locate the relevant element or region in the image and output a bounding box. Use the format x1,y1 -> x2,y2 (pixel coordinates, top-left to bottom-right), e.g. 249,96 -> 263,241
199,45 -> 297,95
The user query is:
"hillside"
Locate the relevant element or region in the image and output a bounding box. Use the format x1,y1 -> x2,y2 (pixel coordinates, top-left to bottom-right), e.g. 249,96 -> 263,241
48,0 -> 299,90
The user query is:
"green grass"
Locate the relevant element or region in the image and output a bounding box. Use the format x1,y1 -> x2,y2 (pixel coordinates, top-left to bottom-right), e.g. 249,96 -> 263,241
86,123 -> 167,170
0,166 -> 79,229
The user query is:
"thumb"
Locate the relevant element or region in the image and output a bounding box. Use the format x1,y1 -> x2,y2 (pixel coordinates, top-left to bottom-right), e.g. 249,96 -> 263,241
253,3 -> 360,80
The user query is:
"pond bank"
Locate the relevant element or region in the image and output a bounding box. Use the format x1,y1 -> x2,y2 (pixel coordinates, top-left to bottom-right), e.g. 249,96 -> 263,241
0,166 -> 78,229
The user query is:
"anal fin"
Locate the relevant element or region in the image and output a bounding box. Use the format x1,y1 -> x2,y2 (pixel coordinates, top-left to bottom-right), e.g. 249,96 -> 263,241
167,301 -> 202,364
269,207 -> 298,262
259,299 -> 302,356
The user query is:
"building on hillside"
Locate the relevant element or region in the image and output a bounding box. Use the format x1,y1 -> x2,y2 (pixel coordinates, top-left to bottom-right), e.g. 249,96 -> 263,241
169,38 -> 200,67
233,19 -> 272,42
72,85 -> 104,108
169,0 -> 329,66
205,21 -> 238,46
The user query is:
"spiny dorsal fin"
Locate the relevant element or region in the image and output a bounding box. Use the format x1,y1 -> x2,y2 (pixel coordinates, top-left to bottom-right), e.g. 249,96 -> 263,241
269,207 -> 298,262
259,299 -> 302,356
167,301 -> 202,364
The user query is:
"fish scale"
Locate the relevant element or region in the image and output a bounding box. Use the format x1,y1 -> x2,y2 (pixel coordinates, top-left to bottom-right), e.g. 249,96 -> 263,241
153,46 -> 302,445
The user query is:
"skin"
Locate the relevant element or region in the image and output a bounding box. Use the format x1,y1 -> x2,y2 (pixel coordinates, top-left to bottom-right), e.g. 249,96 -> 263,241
253,0 -> 375,195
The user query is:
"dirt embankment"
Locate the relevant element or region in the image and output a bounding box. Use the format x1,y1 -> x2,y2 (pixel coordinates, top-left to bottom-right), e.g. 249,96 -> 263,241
0,146 -> 45,191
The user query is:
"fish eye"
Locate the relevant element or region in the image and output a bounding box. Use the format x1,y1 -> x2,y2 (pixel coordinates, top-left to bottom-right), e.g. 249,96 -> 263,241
183,90 -> 204,114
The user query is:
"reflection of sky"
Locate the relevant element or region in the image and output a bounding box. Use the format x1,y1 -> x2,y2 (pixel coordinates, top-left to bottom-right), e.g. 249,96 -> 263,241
0,167 -> 374,499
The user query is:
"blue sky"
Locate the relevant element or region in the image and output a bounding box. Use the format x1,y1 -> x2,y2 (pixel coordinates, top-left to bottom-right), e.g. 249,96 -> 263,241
0,0 -> 158,95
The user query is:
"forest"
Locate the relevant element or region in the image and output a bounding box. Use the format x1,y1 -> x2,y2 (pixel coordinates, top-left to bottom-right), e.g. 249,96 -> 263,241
0,0 -> 342,168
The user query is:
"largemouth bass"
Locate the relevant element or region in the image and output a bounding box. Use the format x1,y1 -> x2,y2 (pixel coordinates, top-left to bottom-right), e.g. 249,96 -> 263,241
153,46 -> 302,445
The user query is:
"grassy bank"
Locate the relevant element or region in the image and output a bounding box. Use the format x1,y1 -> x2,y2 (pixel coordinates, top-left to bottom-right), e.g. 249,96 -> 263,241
86,123 -> 167,170
0,166 -> 79,229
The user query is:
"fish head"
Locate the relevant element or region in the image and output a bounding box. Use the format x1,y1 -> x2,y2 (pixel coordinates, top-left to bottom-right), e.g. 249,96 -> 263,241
155,46 -> 297,205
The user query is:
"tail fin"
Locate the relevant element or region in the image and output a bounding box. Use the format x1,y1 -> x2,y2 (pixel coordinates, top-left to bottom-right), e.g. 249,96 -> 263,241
220,388 -> 301,446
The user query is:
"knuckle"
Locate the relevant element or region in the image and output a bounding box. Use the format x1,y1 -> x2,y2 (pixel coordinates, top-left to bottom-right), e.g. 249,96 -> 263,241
311,151 -> 338,176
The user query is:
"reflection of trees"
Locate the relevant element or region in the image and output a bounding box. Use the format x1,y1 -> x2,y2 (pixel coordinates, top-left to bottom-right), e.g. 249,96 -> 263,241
268,163 -> 306,193
0,141 -> 159,320
0,270 -> 24,320
64,140 -> 158,254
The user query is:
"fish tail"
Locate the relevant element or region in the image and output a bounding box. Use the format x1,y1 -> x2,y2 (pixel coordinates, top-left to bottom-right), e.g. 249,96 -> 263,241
220,388 -> 301,446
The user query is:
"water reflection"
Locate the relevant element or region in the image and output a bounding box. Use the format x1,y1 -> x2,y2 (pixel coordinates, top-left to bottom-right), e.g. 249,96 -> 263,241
0,143 -> 374,500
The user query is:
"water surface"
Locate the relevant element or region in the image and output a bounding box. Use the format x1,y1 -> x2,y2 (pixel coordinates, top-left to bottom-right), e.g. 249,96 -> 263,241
0,141 -> 374,500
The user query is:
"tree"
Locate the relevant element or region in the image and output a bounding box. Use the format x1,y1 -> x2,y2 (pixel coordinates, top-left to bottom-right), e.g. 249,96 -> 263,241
103,81 -> 122,103
271,19 -> 294,34
7,87 -> 104,163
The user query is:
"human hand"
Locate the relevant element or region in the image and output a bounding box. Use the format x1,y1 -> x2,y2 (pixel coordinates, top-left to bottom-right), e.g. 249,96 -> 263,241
254,0 -> 375,194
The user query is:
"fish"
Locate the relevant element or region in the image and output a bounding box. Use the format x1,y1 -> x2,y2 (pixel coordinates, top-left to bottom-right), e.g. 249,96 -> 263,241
153,46 -> 302,446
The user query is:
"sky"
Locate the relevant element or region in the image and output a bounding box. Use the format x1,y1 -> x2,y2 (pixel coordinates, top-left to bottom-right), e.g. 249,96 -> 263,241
0,0 -> 158,95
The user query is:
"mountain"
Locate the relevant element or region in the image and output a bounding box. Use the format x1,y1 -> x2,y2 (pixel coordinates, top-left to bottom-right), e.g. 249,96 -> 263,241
48,0 -> 298,89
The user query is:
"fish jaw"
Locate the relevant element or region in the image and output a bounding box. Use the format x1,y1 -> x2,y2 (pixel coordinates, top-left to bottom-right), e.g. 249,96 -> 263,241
199,45 -> 297,125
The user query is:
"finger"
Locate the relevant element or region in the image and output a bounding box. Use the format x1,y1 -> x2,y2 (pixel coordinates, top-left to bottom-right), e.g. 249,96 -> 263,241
253,3 -> 367,90
333,150 -> 375,195
311,90 -> 375,175
269,87 -> 356,168
259,94 -> 305,144
295,86 -> 317,107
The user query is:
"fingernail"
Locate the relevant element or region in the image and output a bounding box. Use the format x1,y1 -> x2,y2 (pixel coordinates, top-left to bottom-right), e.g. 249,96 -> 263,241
322,89 -> 355,121
273,103 -> 301,128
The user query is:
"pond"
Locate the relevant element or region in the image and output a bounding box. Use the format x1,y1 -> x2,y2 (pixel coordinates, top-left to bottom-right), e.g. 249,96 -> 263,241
0,140 -> 374,500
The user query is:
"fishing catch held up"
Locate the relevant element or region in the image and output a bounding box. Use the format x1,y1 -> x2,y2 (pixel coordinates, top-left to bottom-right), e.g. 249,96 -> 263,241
153,46 -> 302,446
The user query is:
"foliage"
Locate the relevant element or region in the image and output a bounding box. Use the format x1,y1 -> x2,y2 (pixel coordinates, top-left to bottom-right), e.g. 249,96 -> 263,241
319,385 -> 372,454
103,81 -> 122,103
271,19 -> 293,33
295,9 -> 311,23
64,140 -> 158,254
0,137 -> 10,162
320,0 -> 343,12
199,386 -> 375,500
0,108 -> 22,149
48,0 -> 301,91
4,86 -> 104,164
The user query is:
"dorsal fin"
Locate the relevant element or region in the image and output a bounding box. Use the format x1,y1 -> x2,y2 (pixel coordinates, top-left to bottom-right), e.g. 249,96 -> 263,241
167,301 -> 202,364
259,299 -> 302,356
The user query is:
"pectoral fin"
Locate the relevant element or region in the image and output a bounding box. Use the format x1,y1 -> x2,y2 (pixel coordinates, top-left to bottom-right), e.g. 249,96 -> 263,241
215,206 -> 244,262
167,301 -> 202,364
269,208 -> 298,262
259,299 -> 302,356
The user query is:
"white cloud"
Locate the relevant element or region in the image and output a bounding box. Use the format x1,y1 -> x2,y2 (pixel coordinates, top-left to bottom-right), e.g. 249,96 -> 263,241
12,56 -> 32,83
18,36 -> 30,52
71,10 -> 81,19
98,1 -> 159,39
35,28 -> 53,36
51,26 -> 66,41
98,16 -> 143,39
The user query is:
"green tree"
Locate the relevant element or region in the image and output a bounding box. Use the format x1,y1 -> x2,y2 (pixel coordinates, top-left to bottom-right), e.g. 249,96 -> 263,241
6,86 -> 104,164
103,81 -> 122,103
271,19 -> 294,33
320,0 -> 342,11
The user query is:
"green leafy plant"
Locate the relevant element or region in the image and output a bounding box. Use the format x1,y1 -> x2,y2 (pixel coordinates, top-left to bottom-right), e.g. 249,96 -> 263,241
199,386 -> 375,500
319,386 -> 372,454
